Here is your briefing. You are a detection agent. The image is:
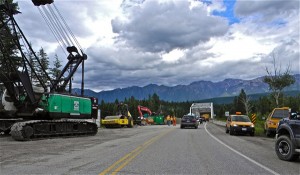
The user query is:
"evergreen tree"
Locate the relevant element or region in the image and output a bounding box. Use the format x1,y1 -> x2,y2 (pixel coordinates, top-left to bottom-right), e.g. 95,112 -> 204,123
233,90 -> 246,114
37,47 -> 50,85
238,89 -> 252,115
152,93 -> 160,113
25,43 -> 38,82
50,54 -> 62,81
0,1 -> 21,76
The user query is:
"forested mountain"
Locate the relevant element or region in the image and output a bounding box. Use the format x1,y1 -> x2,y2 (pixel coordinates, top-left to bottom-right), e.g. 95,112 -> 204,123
75,74 -> 300,103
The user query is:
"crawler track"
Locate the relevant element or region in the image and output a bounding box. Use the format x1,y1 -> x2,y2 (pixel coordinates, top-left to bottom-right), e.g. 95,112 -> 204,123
10,120 -> 98,141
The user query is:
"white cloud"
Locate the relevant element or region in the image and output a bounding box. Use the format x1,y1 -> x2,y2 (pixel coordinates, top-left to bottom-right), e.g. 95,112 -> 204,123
208,31 -> 275,63
162,49 -> 185,63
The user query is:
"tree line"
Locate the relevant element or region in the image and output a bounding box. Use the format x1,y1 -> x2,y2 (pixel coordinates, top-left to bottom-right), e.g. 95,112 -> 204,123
26,48 -> 63,84
99,89 -> 300,121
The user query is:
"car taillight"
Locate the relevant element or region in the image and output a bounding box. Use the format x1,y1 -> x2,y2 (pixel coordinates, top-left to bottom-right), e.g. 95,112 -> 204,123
268,121 -> 275,125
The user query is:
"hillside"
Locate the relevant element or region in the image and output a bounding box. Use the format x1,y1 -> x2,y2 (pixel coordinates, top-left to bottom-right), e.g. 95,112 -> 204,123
75,74 -> 300,103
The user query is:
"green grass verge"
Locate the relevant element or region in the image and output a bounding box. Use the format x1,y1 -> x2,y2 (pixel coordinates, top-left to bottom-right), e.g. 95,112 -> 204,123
254,120 -> 265,136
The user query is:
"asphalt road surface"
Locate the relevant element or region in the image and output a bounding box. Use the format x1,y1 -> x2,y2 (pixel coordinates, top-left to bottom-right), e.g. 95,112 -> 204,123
0,122 -> 299,175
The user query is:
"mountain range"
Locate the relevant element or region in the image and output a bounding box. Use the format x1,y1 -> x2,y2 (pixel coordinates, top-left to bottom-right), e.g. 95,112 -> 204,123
75,74 -> 300,103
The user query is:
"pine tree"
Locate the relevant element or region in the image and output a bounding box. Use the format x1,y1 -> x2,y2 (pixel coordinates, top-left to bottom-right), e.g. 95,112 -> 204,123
50,54 -> 62,80
25,43 -> 38,82
0,1 -> 20,74
37,47 -> 50,85
238,89 -> 252,116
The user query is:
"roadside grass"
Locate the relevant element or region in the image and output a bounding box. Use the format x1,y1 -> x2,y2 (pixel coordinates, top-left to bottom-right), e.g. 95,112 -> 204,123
254,120 -> 265,136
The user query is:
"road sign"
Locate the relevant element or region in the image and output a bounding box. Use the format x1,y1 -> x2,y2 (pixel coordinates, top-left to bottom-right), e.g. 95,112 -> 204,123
225,111 -> 229,117
251,114 -> 256,124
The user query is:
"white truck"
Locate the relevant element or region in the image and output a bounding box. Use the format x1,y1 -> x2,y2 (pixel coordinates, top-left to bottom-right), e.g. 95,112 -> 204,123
190,103 -> 214,121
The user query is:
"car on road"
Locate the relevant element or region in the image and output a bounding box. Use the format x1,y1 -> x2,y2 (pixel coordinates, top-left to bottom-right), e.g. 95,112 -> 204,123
264,107 -> 290,137
181,115 -> 199,129
225,113 -> 255,136
275,112 -> 300,161
196,116 -> 203,124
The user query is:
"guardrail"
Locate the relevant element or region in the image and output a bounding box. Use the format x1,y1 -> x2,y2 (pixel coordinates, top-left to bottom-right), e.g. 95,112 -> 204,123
211,119 -> 226,127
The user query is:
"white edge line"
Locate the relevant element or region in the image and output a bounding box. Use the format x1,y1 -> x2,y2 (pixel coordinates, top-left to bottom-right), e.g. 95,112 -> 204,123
204,122 -> 280,175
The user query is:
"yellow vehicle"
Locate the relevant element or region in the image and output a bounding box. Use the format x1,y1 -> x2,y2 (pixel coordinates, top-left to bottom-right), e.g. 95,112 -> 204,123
201,113 -> 210,122
101,103 -> 134,128
225,112 -> 255,136
264,107 -> 290,137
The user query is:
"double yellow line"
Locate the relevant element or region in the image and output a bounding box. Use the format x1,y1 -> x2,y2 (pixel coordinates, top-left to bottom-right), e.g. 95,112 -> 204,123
99,128 -> 174,175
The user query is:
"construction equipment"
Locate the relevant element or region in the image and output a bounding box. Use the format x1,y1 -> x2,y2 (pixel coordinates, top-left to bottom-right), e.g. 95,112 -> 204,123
137,105 -> 164,125
152,114 -> 165,125
0,0 -> 98,140
101,103 -> 134,128
137,105 -> 154,125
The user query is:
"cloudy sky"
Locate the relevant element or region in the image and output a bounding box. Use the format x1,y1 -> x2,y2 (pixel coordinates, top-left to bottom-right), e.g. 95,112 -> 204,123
15,0 -> 300,92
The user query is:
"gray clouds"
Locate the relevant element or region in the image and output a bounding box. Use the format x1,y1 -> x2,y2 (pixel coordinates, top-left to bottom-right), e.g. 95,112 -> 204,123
111,0 -> 229,53
235,0 -> 299,21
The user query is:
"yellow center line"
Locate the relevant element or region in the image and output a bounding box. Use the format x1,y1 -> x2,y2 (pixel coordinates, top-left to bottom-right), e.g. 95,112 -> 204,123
111,129 -> 171,175
111,142 -> 149,175
99,139 -> 153,175
99,128 -> 175,175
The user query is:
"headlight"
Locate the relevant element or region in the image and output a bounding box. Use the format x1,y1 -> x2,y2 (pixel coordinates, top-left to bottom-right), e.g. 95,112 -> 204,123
233,124 -> 238,127
250,124 -> 255,127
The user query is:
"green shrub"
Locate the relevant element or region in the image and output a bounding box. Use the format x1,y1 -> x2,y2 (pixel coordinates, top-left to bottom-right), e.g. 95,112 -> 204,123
254,119 -> 265,136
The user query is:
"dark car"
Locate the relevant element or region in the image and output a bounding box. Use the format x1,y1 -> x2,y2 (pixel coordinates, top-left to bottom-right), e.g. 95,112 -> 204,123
181,115 -> 199,129
275,112 -> 300,161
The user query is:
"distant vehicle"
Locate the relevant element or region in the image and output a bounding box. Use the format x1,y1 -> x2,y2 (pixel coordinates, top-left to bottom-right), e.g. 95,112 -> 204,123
190,103 -> 214,122
201,113 -> 210,122
181,115 -> 199,129
196,116 -> 203,124
264,107 -> 290,137
275,112 -> 300,161
225,112 -> 255,136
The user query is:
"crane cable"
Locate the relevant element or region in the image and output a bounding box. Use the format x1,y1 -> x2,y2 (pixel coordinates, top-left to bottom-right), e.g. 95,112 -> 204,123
37,6 -> 67,57
46,5 -> 72,47
39,6 -> 69,50
37,3 -> 83,55
53,3 -> 83,52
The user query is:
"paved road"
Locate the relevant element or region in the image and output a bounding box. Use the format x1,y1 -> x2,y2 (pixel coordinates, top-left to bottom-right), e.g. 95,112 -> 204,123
0,122 -> 299,175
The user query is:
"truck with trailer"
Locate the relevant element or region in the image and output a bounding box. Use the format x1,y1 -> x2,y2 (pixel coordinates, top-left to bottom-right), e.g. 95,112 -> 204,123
190,103 -> 214,122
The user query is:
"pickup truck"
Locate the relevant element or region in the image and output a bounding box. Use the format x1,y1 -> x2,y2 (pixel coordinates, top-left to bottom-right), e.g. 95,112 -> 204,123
275,112 -> 300,161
